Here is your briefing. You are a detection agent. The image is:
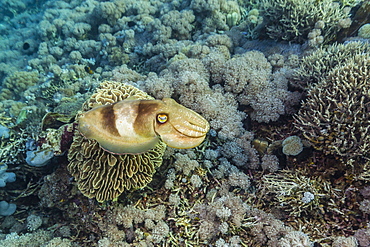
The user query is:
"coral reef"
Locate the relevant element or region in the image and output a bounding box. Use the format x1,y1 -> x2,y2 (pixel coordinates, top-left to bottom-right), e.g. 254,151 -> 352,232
0,71 -> 39,101
358,23 -> 370,39
337,0 -> 370,41
0,0 -> 368,246
0,163 -> 16,187
222,50 -> 301,123
259,170 -> 329,217
0,201 -> 16,216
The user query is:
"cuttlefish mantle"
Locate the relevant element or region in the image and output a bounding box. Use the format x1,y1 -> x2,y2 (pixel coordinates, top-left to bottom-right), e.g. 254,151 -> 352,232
78,98 -> 210,154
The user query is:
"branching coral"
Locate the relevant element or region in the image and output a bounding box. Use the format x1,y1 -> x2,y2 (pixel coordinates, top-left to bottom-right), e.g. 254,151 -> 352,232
293,41 -> 370,88
261,0 -> 351,44
259,170 -> 330,217
294,54 -> 370,160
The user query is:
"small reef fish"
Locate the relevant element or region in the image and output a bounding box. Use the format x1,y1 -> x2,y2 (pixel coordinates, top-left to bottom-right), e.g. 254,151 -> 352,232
78,98 -> 210,154
84,66 -> 94,74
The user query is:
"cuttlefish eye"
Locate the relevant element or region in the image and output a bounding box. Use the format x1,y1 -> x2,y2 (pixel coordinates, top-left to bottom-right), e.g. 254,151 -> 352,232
157,114 -> 168,124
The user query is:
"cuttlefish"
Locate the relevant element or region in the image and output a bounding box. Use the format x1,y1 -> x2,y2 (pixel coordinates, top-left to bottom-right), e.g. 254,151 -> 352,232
78,98 -> 210,154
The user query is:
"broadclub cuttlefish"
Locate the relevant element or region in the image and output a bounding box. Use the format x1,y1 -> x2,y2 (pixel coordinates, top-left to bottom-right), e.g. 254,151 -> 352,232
78,98 -> 210,154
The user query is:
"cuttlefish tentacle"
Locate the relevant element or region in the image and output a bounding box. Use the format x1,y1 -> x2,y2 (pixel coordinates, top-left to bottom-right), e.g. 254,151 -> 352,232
153,98 -> 210,148
78,98 -> 210,155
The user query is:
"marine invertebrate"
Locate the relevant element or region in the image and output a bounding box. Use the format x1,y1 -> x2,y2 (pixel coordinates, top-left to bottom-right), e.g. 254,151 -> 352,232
337,1 -> 370,41
293,41 -> 370,88
223,50 -> 298,123
0,201 -> 16,216
0,71 -> 39,101
161,10 -> 195,40
261,0 -> 350,44
358,23 -> 370,39
278,231 -> 313,247
332,236 -> 358,247
0,163 -> 16,187
260,170 -> 329,217
282,135 -> 303,156
78,97 -> 209,154
190,0 -> 242,32
67,82 -> 163,202
294,54 -> 370,159
68,81 -> 209,202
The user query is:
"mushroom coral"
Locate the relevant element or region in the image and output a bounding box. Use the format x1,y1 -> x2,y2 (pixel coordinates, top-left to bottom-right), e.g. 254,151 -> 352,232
67,81 -> 167,202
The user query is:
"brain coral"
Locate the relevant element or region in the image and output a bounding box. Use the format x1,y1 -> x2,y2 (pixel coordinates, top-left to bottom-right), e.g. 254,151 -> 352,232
294,54 -> 370,160
67,81 -> 166,202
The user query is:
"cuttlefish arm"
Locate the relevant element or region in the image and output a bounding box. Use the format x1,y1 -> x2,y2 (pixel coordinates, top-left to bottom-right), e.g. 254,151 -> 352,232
153,98 -> 210,149
78,98 -> 210,155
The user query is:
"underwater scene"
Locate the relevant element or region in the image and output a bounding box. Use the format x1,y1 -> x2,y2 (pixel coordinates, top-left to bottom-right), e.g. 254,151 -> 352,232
0,0 -> 370,246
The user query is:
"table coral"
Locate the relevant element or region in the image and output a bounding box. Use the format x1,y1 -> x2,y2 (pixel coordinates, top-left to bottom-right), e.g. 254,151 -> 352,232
67,81 -> 167,202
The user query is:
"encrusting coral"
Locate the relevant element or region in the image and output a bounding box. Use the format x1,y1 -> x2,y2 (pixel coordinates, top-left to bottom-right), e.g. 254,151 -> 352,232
67,81 -> 167,202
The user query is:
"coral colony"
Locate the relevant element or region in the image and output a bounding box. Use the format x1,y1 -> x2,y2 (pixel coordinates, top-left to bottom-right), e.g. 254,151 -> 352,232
0,0 -> 369,246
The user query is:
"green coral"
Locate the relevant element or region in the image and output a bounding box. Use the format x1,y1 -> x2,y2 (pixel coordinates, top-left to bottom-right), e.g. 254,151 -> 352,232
261,0 -> 350,43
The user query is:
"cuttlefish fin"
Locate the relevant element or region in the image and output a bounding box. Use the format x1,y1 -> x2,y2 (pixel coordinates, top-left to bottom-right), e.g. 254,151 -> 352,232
78,99 -> 160,155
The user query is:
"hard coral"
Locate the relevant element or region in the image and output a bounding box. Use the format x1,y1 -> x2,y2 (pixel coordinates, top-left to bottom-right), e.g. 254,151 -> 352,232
261,0 -> 350,44
358,23 -> 370,39
293,41 -> 370,88
294,54 -> 370,160
0,71 -> 39,101
67,81 -> 166,202
282,135 -> 303,156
